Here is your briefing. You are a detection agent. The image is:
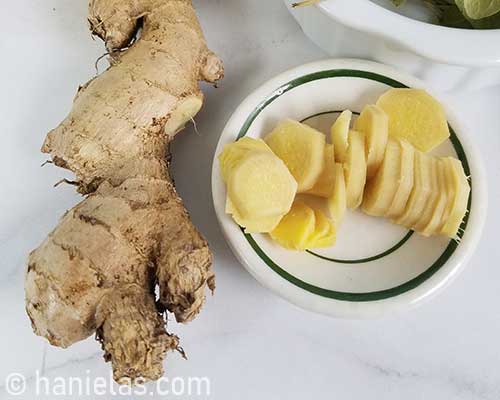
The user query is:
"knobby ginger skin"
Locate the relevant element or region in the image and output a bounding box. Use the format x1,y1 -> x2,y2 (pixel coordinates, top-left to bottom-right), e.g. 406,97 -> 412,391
25,0 -> 223,384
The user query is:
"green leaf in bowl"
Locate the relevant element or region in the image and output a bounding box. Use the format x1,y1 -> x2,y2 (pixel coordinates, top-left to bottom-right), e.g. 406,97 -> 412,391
467,9 -> 500,27
463,0 -> 500,19
455,0 -> 500,27
440,3 -> 474,27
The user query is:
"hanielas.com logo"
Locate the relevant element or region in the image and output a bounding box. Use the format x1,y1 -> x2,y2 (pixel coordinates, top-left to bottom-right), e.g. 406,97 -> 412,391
4,371 -> 211,397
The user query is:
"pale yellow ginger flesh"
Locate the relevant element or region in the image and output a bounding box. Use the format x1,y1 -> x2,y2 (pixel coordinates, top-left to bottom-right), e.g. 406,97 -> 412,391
354,104 -> 389,178
306,209 -> 336,249
265,119 -> 326,192
233,213 -> 284,234
376,88 -> 450,152
269,202 -> 335,250
344,129 -> 367,209
227,151 -> 297,220
331,110 -> 352,163
225,197 -> 283,234
219,137 -> 297,232
413,157 -> 440,232
25,0 -> 224,384
359,136 -> 469,238
394,151 -> 433,227
218,137 -> 272,182
327,162 -> 347,226
369,151 -> 468,238
362,138 -> 401,217
439,157 -> 470,238
417,159 -> 448,236
306,144 -> 336,198
384,139 -> 415,219
219,87 -> 468,252
270,202 -> 316,250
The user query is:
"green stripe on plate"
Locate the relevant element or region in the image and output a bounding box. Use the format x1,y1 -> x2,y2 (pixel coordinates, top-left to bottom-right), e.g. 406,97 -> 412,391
306,230 -> 415,264
244,231 -> 460,302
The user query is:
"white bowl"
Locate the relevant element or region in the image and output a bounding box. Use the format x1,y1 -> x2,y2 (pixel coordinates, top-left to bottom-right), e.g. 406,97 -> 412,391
284,0 -> 500,92
212,59 -> 486,318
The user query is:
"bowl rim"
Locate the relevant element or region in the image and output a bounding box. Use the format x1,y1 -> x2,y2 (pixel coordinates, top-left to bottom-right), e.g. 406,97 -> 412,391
211,59 -> 487,318
312,0 -> 500,67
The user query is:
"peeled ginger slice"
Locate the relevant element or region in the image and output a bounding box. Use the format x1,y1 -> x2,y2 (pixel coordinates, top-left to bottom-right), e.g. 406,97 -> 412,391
384,139 -> 415,219
219,137 -> 272,182
376,88 -> 450,152
327,163 -> 347,226
306,209 -> 336,249
231,137 -> 271,151
228,151 -> 297,220
220,137 -> 295,232
265,119 -> 326,192
354,104 -> 389,178
226,197 -> 282,233
439,157 -> 470,238
307,209 -> 330,242
344,129 -> 367,209
305,144 -> 336,198
270,201 -> 316,250
331,110 -> 352,163
418,159 -> 449,237
393,151 -> 432,227
412,157 -> 441,232
362,138 -> 401,217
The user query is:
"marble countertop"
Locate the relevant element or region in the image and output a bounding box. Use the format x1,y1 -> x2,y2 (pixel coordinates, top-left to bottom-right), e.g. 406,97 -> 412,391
1,0 -> 499,399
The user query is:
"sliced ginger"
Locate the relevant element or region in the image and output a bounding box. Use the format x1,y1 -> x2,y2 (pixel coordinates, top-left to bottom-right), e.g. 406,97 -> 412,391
413,157 -> 440,233
233,215 -> 283,234
376,88 -> 450,152
362,138 -> 401,217
226,197 -> 283,233
227,152 -> 297,219
270,201 -> 316,250
411,156 -> 470,239
344,129 -> 367,209
265,119 -> 326,192
306,209 -> 336,249
219,137 -> 272,182
306,144 -> 336,198
219,137 -> 297,232
418,159 -> 449,237
226,151 -> 297,227
390,154 -> 469,239
270,202 -> 335,250
439,157 -> 470,238
307,210 -> 331,241
220,95 -> 469,249
384,139 -> 415,219
331,110 -> 352,163
327,162 -> 347,226
354,104 -> 389,178
393,151 -> 433,228
360,136 -> 470,239
232,136 -> 271,151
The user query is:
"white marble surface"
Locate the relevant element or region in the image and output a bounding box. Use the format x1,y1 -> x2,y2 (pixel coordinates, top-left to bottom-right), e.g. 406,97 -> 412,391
0,0 -> 499,399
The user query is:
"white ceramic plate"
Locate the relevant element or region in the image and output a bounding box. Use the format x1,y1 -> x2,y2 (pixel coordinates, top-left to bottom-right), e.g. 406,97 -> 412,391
211,59 -> 487,318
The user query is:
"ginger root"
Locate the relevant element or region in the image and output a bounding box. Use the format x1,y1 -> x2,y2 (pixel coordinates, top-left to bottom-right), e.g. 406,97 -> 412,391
25,0 -> 223,384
